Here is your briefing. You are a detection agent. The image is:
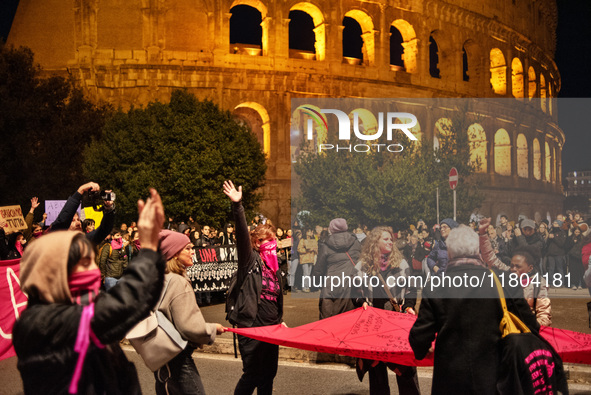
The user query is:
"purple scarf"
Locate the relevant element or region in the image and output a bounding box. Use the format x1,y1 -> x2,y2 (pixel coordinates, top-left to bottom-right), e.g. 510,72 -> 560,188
259,239 -> 279,272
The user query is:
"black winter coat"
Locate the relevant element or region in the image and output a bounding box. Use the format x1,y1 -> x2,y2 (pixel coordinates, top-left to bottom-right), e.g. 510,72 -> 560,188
311,231 -> 362,319
13,249 -> 165,395
409,263 -> 539,395
227,201 -> 283,328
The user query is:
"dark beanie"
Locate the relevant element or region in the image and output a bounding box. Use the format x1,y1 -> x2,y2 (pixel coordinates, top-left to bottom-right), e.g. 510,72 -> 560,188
329,218 -> 348,234
440,218 -> 459,229
159,230 -> 190,261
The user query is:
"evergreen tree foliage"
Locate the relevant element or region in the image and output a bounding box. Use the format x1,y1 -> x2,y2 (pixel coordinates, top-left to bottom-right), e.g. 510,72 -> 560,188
293,108 -> 484,229
83,90 -> 267,225
0,43 -> 109,217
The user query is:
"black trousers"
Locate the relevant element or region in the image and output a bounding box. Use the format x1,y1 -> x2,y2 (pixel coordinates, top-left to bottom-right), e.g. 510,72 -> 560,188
234,335 -> 279,395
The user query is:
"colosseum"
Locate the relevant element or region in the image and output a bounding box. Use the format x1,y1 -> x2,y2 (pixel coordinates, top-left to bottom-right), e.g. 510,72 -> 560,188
8,0 -> 563,226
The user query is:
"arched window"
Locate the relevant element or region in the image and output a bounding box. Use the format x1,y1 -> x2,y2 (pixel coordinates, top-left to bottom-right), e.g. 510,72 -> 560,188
533,138 -> 541,180
540,74 -> 547,113
545,141 -> 552,182
494,129 -> 511,176
342,10 -> 375,66
462,45 -> 469,81
468,124 -> 487,172
230,4 -> 263,55
390,26 -> 404,69
516,134 -> 528,178
234,102 -> 271,156
528,66 -> 536,99
512,58 -> 524,99
429,35 -> 440,78
391,20 -> 417,73
490,48 -> 506,94
289,3 -> 325,61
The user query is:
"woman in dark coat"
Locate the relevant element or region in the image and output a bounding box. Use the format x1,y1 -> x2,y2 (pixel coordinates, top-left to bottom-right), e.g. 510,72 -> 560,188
223,180 -> 283,395
409,225 -> 540,395
13,189 -> 166,395
310,218 -> 362,319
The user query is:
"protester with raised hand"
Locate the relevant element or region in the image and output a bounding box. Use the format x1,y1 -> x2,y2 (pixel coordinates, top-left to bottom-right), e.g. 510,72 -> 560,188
13,188 -> 166,394
223,180 -> 283,395
50,182 -> 115,245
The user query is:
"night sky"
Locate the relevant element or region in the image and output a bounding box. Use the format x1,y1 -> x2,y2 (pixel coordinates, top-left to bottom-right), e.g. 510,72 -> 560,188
1,0 -> 589,173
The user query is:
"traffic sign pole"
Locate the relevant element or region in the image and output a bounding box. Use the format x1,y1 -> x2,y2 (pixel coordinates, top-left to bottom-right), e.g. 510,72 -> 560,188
449,167 -> 458,221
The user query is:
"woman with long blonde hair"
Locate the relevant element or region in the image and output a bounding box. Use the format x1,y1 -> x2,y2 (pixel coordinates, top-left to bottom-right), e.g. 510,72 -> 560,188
357,226 -> 420,395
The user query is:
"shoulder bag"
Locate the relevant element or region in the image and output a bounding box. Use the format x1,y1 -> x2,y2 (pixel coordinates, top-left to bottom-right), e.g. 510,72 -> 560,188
126,277 -> 188,371
491,271 -> 568,395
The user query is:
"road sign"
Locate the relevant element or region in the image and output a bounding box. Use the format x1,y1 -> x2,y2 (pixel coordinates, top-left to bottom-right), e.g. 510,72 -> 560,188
449,167 -> 458,190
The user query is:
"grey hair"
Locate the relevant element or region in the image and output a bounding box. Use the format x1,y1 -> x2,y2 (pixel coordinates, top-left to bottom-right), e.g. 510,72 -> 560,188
446,225 -> 479,259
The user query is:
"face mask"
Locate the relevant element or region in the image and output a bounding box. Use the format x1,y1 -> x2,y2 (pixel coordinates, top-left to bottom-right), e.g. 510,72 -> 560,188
68,268 -> 101,305
33,231 -> 43,238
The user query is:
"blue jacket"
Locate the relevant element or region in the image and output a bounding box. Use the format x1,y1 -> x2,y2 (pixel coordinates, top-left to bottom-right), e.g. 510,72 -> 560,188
426,239 -> 449,274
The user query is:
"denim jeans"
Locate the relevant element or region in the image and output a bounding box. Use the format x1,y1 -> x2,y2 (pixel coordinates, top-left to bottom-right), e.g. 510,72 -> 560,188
288,258 -> 299,287
547,255 -> 566,286
154,347 -> 204,395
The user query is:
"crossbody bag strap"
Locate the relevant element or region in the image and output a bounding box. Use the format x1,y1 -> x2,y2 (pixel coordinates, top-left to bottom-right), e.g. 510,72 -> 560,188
376,272 -> 400,312
156,276 -> 172,311
490,269 -> 530,336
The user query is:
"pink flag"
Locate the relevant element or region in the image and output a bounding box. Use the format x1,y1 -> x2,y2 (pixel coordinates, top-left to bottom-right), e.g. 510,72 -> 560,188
0,259 -> 28,361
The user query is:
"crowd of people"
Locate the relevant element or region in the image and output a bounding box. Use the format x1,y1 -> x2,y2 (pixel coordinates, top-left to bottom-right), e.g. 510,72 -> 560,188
1,179 -> 588,394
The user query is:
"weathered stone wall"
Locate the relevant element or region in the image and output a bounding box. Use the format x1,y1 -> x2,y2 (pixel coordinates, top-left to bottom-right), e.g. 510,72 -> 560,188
8,0 -> 562,226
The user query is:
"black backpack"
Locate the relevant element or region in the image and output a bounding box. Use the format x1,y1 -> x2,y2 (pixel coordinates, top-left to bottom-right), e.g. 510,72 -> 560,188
225,256 -> 261,326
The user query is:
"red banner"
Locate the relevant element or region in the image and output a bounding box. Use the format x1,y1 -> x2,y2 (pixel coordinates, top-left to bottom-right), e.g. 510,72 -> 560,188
0,259 -> 28,361
229,306 -> 591,366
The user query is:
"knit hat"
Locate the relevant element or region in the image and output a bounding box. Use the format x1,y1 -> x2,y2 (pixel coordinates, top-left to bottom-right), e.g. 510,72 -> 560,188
20,231 -> 79,304
329,218 -> 348,234
440,218 -> 459,229
521,219 -> 536,229
159,230 -> 191,261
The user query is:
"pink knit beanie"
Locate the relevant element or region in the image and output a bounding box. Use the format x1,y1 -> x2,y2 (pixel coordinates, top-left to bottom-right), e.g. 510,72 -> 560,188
159,230 -> 191,261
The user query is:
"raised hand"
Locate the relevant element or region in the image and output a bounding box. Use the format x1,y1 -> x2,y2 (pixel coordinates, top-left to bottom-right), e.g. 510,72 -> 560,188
30,197 -> 40,210
223,180 -> 242,203
478,217 -> 491,236
137,188 -> 165,251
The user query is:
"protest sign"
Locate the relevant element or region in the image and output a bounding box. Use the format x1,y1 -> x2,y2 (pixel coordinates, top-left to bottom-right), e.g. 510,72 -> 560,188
0,206 -> 27,233
0,259 -> 28,361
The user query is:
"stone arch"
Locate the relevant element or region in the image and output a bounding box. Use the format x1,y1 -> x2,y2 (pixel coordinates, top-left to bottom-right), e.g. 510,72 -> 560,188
516,133 -> 528,178
234,102 -> 270,156
289,3 -> 325,61
391,19 -> 417,73
462,40 -> 482,83
343,10 -> 375,66
291,104 -> 327,156
429,33 -> 440,78
533,138 -> 541,180
528,66 -> 536,99
349,108 -> 378,138
468,123 -> 487,173
229,2 -> 268,55
494,129 -> 511,176
511,57 -> 524,99
545,141 -> 552,182
490,48 -> 506,95
540,74 -> 547,113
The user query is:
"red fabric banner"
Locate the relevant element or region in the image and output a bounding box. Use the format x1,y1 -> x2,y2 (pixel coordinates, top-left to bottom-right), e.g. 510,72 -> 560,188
228,306 -> 591,366
0,259 -> 28,361
229,307 -> 434,366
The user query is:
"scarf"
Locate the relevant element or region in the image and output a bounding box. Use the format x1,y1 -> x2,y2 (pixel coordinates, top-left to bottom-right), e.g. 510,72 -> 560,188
15,240 -> 24,256
379,254 -> 389,272
133,239 -> 141,250
111,237 -> 123,250
259,239 -> 278,273
68,268 -> 101,305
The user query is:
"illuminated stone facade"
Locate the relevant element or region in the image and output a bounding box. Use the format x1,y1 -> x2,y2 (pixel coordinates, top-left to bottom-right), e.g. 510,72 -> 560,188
8,0 -> 563,225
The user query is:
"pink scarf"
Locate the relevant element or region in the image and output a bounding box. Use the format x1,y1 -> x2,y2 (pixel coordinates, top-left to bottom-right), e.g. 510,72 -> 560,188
259,240 -> 279,272
15,240 -> 24,256
69,303 -> 104,394
379,254 -> 389,272
68,269 -> 101,305
111,238 -> 123,250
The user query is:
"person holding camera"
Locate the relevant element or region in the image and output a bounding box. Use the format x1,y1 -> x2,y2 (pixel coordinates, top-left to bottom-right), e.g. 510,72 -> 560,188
50,182 -> 115,246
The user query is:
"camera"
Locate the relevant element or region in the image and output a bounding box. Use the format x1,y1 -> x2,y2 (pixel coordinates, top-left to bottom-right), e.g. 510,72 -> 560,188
82,189 -> 116,212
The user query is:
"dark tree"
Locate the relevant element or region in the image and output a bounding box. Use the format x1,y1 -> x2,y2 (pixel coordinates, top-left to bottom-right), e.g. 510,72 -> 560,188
83,90 -> 267,226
